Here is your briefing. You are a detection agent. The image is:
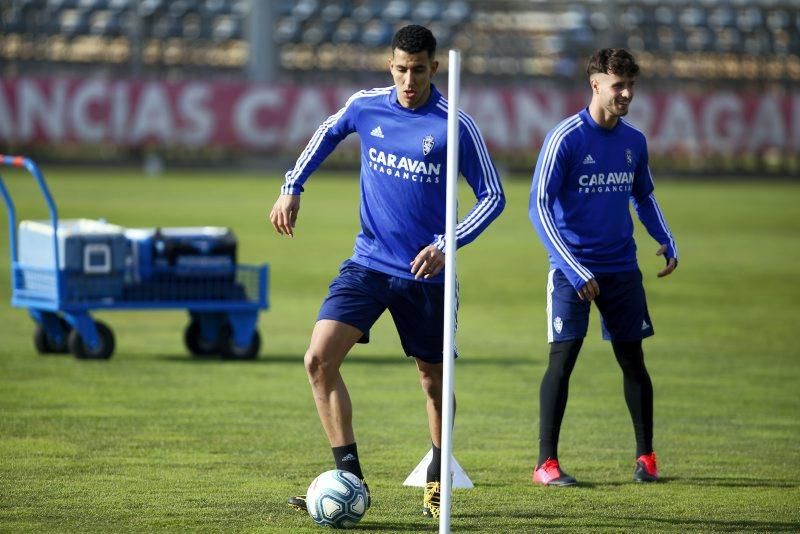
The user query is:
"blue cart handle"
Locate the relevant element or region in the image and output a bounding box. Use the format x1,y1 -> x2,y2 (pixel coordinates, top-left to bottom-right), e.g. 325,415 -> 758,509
0,155 -> 62,300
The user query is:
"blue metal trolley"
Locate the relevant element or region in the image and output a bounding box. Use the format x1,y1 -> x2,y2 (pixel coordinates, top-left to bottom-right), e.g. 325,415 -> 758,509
0,155 -> 269,360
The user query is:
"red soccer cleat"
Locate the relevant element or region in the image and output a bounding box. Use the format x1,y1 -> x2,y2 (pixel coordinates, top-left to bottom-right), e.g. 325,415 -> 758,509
633,452 -> 659,482
533,458 -> 577,486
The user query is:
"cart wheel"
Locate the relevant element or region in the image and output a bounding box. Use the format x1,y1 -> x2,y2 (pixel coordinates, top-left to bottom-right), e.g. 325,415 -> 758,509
33,320 -> 71,354
184,320 -> 220,356
220,326 -> 261,360
68,321 -> 115,360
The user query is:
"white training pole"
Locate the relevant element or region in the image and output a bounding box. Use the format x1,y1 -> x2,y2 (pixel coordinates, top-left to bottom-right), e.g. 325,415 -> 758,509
439,48 -> 460,534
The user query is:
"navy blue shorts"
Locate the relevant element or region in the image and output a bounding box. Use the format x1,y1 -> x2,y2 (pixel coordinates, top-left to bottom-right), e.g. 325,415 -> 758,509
546,268 -> 654,343
318,260 -> 456,363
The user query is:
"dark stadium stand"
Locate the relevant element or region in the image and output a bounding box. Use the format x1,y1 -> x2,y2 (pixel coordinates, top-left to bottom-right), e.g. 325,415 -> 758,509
1,0 -> 798,81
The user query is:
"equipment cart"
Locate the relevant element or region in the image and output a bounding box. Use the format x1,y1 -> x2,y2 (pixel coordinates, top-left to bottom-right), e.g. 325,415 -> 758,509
0,155 -> 269,360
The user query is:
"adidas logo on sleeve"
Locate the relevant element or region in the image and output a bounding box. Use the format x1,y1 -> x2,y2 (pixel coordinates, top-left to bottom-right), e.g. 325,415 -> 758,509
370,126 -> 384,138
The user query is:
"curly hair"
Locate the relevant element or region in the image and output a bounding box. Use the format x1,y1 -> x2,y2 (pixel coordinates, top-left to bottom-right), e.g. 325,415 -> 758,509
391,25 -> 437,58
586,48 -> 640,77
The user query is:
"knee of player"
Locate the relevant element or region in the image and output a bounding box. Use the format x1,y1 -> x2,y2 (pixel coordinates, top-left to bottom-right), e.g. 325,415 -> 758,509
418,373 -> 443,401
303,349 -> 334,379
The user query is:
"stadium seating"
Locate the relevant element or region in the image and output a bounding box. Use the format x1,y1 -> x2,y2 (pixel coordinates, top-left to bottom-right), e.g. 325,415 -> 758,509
1,0 -> 798,81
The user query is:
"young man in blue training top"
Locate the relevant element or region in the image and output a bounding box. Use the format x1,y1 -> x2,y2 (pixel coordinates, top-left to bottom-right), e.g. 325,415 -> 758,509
270,25 -> 505,517
528,48 -> 678,486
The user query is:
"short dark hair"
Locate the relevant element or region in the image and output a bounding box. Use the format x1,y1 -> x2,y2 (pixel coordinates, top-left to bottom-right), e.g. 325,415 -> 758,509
587,48 -> 640,78
391,25 -> 437,58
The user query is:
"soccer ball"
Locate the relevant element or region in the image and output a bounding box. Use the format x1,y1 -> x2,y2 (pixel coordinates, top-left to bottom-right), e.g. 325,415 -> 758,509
306,469 -> 368,529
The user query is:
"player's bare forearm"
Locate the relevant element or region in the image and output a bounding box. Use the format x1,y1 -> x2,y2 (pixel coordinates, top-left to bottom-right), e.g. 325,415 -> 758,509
269,194 -> 301,237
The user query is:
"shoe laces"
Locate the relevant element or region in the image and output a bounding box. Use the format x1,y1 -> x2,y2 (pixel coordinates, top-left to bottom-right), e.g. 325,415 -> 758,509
424,481 -> 441,518
539,458 -> 563,478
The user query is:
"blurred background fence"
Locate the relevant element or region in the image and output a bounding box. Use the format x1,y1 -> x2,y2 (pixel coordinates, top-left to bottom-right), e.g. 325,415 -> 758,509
2,0 -> 799,175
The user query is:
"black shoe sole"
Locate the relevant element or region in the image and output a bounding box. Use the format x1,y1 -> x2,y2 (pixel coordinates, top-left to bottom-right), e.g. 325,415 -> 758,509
287,496 -> 307,512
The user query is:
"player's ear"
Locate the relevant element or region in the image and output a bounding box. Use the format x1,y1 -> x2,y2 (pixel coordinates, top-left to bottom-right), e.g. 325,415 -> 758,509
430,59 -> 439,76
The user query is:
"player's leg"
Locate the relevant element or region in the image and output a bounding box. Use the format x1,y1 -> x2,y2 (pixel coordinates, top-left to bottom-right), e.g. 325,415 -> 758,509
305,319 -> 364,458
414,358 -> 454,519
533,269 -> 589,486
289,261 -> 387,511
610,338 -> 656,481
387,276 -> 453,517
596,270 -> 658,482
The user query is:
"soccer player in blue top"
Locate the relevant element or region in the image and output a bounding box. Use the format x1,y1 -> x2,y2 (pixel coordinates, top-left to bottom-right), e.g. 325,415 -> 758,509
529,49 -> 678,486
270,25 -> 505,518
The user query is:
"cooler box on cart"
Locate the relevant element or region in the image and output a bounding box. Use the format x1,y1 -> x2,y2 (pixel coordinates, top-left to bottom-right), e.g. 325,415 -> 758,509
1,155 -> 269,361
125,226 -> 242,301
18,218 -> 128,300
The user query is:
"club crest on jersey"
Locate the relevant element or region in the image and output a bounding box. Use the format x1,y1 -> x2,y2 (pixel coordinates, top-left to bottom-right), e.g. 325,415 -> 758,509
625,148 -> 633,166
422,135 -> 435,156
553,317 -> 563,334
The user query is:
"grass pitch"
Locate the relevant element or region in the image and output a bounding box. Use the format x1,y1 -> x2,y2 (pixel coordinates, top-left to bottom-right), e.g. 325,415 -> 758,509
0,167 -> 798,532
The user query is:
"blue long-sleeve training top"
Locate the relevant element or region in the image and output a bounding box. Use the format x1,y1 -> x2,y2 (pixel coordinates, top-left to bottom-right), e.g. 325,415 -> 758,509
529,107 -> 678,292
282,84 -> 505,282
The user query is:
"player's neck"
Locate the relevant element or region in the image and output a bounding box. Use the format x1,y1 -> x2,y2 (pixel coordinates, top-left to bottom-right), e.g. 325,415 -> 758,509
588,101 -> 620,129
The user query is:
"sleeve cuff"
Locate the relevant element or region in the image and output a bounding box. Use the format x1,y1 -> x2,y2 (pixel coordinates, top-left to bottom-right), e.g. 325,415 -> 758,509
280,184 -> 304,195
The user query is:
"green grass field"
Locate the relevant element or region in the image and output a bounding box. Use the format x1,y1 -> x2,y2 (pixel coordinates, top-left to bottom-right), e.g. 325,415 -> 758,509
1,167 -> 798,532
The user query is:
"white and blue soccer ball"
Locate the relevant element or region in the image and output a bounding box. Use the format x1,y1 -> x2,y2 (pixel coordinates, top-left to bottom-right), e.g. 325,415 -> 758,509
306,469 -> 368,529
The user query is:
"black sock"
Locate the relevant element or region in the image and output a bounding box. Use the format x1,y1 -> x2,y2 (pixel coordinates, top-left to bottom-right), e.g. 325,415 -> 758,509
332,443 -> 364,480
426,443 -> 442,483
538,339 -> 583,467
612,340 -> 654,458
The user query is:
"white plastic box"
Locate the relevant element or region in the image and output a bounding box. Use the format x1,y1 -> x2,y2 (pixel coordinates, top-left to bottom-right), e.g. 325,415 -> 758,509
18,219 -> 128,299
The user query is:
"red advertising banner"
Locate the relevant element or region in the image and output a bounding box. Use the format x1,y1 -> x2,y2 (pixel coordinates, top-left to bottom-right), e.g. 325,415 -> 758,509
1,78 -> 798,159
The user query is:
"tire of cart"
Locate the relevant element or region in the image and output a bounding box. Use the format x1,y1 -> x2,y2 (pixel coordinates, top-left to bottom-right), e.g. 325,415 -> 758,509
68,321 -> 115,359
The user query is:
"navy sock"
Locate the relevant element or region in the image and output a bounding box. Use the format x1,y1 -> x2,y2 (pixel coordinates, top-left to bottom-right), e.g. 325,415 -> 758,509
332,443 -> 364,480
426,443 -> 442,483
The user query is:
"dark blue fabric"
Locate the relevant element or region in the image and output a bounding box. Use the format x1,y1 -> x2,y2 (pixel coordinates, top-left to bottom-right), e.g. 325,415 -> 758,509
548,268 -> 653,342
318,260 -> 453,363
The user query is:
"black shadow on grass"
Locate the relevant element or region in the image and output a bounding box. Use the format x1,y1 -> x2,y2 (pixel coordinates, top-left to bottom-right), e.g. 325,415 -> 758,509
459,511 -> 800,531
156,354 -> 539,366
155,354 -> 403,365
674,476 -> 799,489
360,520 -> 485,532
615,516 -> 800,532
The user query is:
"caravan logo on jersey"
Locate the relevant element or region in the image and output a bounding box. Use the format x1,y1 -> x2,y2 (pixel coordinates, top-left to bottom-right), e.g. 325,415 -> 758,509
368,147 -> 441,185
577,171 -> 634,194
422,135 -> 435,156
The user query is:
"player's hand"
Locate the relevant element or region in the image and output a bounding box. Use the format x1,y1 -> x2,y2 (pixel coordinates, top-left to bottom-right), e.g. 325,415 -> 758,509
577,278 -> 600,301
269,194 -> 301,237
410,246 -> 445,280
656,244 -> 678,278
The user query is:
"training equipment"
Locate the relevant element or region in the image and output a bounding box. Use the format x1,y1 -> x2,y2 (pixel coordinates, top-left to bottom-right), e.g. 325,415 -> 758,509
0,156 -> 269,360
291,479 -> 371,515
403,448 -> 473,489
305,470 -> 368,529
633,452 -> 659,482
439,48 -> 461,534
533,458 -> 578,486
